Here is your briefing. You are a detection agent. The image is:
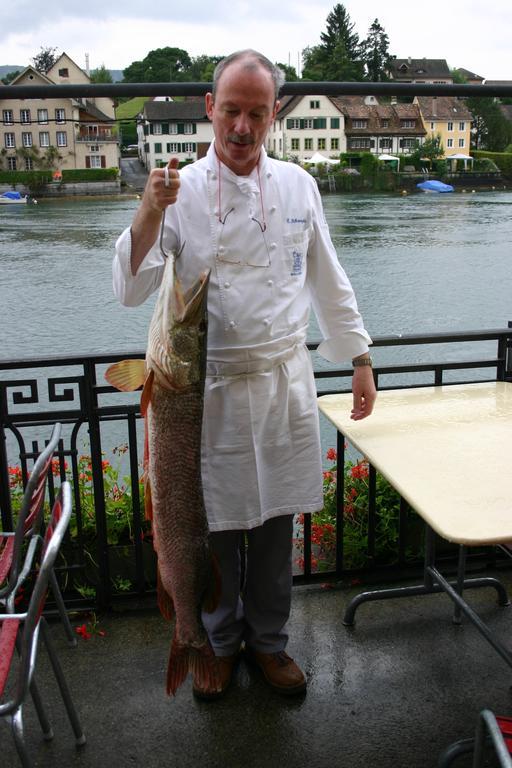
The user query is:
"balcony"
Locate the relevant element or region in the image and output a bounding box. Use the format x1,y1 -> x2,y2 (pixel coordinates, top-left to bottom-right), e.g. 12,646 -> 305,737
75,130 -> 118,143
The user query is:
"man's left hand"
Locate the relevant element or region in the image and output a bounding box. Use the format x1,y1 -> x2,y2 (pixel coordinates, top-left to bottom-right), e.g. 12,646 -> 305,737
351,366 -> 377,421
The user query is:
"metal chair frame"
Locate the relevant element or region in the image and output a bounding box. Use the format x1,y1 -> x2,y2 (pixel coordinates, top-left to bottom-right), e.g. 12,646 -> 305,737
0,423 -> 76,646
0,481 -> 85,767
438,709 -> 512,767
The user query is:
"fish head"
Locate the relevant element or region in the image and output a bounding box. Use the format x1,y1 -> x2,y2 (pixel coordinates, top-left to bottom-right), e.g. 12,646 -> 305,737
148,254 -> 210,391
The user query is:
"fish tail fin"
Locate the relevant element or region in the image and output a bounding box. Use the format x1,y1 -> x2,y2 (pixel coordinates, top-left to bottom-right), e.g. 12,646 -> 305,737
202,552 -> 222,614
157,566 -> 175,621
166,634 -> 219,697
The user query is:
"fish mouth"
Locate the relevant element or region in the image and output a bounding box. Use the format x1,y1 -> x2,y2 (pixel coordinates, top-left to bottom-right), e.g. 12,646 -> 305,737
175,268 -> 211,326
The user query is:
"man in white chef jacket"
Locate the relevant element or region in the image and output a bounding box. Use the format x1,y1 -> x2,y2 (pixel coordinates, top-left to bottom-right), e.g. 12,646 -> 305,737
113,49 -> 376,699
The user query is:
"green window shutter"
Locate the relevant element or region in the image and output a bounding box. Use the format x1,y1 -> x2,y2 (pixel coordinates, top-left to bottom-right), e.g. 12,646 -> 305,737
149,124 -> 154,135
154,142 -> 162,153
299,119 -> 304,129
331,117 -> 340,129
143,125 -> 149,136
162,123 -> 169,134
177,123 -> 184,134
313,118 -> 326,129
193,124 -> 197,135
286,118 -> 293,129
166,143 -> 171,153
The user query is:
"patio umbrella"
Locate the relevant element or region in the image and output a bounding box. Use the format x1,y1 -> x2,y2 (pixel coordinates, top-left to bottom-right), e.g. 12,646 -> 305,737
305,152 -> 339,165
378,154 -> 400,170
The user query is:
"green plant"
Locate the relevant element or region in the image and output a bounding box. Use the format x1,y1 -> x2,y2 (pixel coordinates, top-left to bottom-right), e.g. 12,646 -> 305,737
295,448 -> 423,572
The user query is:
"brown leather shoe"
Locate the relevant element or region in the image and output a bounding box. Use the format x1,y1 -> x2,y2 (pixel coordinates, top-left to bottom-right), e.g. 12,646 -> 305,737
244,647 -> 307,695
192,652 -> 239,701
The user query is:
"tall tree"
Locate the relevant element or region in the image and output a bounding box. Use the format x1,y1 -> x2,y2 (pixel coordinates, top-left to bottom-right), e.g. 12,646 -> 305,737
188,55 -> 223,82
302,4 -> 364,81
31,46 -> 59,74
123,47 -> 192,83
360,19 -> 391,82
275,63 -> 298,82
467,97 -> 512,151
90,64 -> 113,83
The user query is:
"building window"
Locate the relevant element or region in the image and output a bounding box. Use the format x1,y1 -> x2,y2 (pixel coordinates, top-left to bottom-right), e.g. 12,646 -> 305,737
430,122 -> 436,130
154,142 -> 162,153
380,138 -> 392,149
459,121 -> 465,131
169,123 -> 178,134
3,109 -> 14,125
56,131 -> 67,147
447,121 -> 454,131
287,118 -> 300,129
55,109 -> 66,124
353,119 -> 368,129
7,157 -> 17,170
330,117 -> 340,129
458,138 -> 465,148
4,133 -> 15,148
22,132 -> 33,148
331,138 -> 339,150
309,100 -> 320,109
168,142 -> 180,153
38,109 -> 48,124
303,118 -> 313,129
349,138 -> 371,149
447,138 -> 454,148
25,157 -> 34,170
39,132 -> 50,147
401,120 -> 416,128
153,123 -> 162,135
291,138 -> 300,151
58,68 -> 69,77
90,156 -> 102,168
381,119 -> 389,128
183,142 -> 195,153
90,145 -> 100,153
400,138 -> 417,150
304,138 -> 313,150
184,123 -> 194,135
20,109 -> 31,124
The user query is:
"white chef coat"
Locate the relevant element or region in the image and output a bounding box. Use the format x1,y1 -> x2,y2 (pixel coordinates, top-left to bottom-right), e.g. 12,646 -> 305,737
113,143 -> 372,531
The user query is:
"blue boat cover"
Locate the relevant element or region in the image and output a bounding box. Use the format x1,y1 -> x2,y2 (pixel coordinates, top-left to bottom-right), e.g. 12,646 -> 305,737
1,191 -> 23,199
417,180 -> 454,193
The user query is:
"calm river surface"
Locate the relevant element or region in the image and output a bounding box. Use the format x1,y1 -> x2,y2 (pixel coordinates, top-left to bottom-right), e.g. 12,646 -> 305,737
1,190 -> 511,362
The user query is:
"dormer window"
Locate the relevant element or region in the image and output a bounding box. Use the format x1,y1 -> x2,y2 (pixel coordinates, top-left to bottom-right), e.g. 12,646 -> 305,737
58,68 -> 69,77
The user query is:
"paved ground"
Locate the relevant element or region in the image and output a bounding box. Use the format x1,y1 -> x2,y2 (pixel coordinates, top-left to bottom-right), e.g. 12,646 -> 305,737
120,157 -> 149,194
3,572 -> 512,768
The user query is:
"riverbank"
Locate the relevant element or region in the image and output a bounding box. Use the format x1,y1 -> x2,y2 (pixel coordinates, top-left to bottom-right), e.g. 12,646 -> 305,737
316,170 -> 510,194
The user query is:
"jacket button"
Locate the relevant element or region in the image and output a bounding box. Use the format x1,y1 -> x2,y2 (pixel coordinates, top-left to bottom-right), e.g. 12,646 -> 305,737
229,320 -> 236,328
270,242 -> 277,250
218,246 -> 226,254
263,318 -> 270,325
267,279 -> 273,287
270,206 -> 277,213
224,281 -> 231,289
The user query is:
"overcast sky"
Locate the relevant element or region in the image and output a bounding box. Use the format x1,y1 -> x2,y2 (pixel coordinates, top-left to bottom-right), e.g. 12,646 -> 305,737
1,0 -> 511,80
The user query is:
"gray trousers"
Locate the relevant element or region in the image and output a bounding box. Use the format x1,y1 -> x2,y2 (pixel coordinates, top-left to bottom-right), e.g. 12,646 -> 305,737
202,515 -> 294,656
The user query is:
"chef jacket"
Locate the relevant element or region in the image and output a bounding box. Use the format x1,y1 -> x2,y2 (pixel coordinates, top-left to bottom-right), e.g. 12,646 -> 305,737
113,143 -> 372,531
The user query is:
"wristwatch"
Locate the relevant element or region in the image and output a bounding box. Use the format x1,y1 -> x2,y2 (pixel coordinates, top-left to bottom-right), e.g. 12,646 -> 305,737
352,355 -> 373,368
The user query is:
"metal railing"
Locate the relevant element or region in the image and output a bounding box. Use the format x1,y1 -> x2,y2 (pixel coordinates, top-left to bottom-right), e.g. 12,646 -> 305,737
1,327 -> 511,608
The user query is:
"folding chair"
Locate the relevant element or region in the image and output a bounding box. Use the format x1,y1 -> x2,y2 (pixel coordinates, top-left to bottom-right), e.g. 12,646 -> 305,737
438,710 -> 512,767
0,481 -> 85,767
0,423 -> 76,646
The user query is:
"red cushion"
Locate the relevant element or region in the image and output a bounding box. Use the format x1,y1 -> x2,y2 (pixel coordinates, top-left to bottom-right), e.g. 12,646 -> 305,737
0,618 -> 20,697
0,537 -> 15,584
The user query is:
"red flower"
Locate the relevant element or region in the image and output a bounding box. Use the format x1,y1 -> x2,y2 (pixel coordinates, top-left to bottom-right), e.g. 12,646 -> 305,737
75,624 -> 92,640
350,462 -> 369,480
326,448 -> 337,462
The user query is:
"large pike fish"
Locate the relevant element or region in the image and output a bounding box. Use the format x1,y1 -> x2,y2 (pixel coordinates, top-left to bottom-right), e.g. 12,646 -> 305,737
105,252 -> 220,696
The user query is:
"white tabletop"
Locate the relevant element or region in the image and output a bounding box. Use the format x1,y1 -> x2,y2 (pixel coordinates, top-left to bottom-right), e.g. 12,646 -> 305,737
318,382 -> 512,545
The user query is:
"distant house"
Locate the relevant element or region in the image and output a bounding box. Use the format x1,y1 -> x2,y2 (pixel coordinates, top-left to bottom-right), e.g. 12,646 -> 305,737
388,58 -> 453,84
454,68 -> 485,85
268,95 -> 346,162
0,52 -> 119,172
137,99 -> 213,170
333,96 -> 426,155
414,96 -> 473,157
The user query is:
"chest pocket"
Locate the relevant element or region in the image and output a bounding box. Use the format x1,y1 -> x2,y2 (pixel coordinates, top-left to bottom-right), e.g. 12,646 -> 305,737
280,229 -> 310,285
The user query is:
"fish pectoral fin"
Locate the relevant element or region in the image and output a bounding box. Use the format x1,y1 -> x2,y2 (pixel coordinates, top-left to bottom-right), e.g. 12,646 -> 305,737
202,552 -> 222,614
157,566 -> 175,621
105,359 -> 146,391
166,635 -> 219,697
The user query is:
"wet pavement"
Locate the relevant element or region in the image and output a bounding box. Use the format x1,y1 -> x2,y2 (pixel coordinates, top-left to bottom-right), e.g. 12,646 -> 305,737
120,157 -> 149,194
3,572 -> 512,768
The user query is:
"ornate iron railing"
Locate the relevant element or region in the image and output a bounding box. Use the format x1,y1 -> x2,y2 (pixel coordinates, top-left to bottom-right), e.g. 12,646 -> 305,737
1,326 -> 511,609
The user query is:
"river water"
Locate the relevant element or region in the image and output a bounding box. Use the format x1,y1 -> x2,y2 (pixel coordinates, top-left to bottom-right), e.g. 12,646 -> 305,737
1,190 -> 511,362
1,190 -> 511,462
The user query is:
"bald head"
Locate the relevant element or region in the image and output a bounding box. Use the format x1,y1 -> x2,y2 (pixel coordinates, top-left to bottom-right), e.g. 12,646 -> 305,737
212,50 -> 285,102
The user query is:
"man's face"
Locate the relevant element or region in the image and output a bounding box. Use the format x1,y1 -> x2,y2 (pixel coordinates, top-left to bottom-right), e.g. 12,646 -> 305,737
206,60 -> 279,176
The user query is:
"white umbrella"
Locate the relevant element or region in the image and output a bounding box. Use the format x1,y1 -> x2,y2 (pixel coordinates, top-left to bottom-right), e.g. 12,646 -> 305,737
378,153 -> 401,170
446,153 -> 474,170
305,152 -> 339,165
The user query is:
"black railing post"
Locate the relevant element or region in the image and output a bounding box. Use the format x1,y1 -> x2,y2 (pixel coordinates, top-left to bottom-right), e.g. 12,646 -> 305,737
83,358 -> 111,608
335,430 -> 345,576
0,384 -> 13,530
